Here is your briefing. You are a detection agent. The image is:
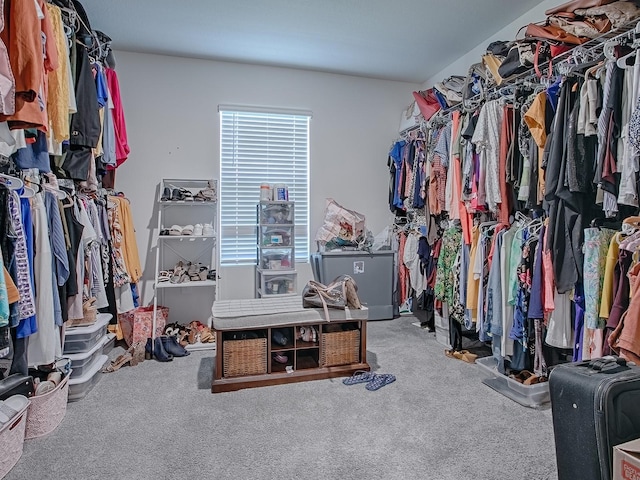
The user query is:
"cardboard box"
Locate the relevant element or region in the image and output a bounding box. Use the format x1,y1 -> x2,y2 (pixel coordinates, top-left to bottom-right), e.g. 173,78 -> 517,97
613,438 -> 640,480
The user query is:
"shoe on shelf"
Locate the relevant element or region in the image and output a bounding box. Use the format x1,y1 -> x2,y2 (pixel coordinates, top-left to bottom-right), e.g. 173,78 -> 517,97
273,352 -> 288,364
161,187 -> 171,201
202,223 -> 215,236
193,223 -> 203,236
181,225 -> 194,235
168,225 -> 183,236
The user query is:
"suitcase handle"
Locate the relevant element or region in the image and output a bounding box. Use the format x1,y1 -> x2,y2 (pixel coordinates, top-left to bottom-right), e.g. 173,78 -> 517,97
587,356 -> 627,372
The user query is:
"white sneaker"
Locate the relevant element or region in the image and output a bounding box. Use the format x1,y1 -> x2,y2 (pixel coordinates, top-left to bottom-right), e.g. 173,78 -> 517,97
202,223 -> 215,236
193,224 -> 203,236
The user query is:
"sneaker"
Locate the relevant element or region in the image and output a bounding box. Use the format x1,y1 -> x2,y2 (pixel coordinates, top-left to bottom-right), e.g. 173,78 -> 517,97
202,223 -> 215,236
193,224 -> 203,236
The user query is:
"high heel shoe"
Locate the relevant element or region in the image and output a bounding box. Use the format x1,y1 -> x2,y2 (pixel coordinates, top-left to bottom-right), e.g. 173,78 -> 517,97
161,336 -> 190,357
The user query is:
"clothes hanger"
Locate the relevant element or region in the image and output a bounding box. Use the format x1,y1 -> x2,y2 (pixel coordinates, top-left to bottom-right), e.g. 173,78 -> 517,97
0,173 -> 24,190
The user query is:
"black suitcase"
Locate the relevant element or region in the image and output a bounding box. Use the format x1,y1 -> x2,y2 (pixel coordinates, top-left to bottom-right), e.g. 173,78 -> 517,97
549,357 -> 640,480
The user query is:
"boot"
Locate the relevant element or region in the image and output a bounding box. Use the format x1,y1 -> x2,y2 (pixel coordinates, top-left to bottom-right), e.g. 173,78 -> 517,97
147,337 -> 173,362
161,336 -> 190,357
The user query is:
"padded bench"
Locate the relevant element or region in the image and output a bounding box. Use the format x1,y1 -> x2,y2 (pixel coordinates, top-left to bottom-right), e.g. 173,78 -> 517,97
211,296 -> 369,393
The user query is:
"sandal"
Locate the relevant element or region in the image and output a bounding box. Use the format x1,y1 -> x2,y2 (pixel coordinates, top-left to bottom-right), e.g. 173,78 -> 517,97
365,373 -> 396,391
170,261 -> 189,284
158,270 -> 172,282
343,370 -> 376,385
181,225 -> 194,235
456,350 -> 478,364
169,225 -> 183,236
102,352 -> 132,373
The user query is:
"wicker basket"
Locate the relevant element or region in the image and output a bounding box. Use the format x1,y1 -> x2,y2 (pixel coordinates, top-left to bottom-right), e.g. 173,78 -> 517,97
25,374 -> 70,440
223,338 -> 267,377
0,402 -> 29,479
321,330 -> 360,367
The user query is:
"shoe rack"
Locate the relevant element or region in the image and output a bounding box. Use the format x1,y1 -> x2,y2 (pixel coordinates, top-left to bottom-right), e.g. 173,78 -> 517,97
152,178 -> 218,352
255,201 -> 297,298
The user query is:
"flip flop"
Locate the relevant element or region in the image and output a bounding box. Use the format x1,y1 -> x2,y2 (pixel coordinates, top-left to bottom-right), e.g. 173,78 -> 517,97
342,370 -> 376,385
365,373 -> 396,391
0,394 -> 29,426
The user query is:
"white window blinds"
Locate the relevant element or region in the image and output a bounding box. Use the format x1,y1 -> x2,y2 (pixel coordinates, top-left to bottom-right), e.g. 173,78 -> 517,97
219,108 -> 310,265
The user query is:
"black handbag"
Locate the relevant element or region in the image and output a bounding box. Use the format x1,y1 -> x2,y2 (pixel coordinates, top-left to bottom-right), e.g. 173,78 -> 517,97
0,374 -> 35,401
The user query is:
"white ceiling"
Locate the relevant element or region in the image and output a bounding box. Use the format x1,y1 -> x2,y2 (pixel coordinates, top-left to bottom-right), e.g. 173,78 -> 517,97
80,0 -> 544,83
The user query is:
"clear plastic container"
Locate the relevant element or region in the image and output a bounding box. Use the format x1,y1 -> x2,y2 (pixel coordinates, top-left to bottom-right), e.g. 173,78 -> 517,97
63,314 -> 110,354
476,356 -> 550,408
68,355 -> 108,402
65,335 -> 109,379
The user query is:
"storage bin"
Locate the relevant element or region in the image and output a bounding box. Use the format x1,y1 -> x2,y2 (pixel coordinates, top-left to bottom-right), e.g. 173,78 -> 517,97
476,356 -> 550,408
102,333 -> 116,355
25,374 -> 69,439
68,355 -> 108,402
63,314 -> 110,354
223,338 -> 267,377
66,335 -> 109,379
321,329 -> 360,367
262,274 -> 297,295
435,325 -> 451,349
259,249 -> 293,270
260,226 -> 293,247
118,306 -> 168,347
0,399 -> 29,479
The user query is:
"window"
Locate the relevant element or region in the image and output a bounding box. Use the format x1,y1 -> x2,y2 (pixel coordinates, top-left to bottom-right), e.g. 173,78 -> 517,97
219,107 -> 310,265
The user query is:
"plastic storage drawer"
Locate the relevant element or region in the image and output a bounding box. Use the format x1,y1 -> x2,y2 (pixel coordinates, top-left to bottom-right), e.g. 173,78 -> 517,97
68,355 -> 108,402
63,314 -> 110,354
65,334 -> 109,379
476,356 -> 550,408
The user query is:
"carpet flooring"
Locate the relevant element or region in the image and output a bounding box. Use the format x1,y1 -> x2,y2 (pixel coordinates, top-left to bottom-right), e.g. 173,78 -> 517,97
5,316 -> 558,480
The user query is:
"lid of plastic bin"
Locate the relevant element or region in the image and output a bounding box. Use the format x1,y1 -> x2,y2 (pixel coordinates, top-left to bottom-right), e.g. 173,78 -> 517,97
65,313 -> 111,337
69,355 -> 108,386
64,334 -> 109,361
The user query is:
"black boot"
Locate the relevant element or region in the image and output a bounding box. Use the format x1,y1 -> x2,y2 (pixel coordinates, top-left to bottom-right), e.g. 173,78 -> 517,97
161,336 -> 190,357
153,337 -> 173,362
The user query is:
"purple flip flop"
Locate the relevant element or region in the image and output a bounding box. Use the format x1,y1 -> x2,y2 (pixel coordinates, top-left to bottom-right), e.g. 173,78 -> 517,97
365,373 -> 396,391
342,370 -> 376,385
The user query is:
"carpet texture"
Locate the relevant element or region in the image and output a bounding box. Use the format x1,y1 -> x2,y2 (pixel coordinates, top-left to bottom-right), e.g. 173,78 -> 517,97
5,317 -> 558,480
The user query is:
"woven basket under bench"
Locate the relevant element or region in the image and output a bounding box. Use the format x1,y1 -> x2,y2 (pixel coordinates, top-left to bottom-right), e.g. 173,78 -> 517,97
321,329 -> 360,367
223,338 -> 267,377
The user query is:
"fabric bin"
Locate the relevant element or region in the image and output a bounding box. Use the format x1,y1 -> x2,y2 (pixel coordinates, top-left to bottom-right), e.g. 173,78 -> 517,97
64,314 -> 110,354
68,355 -> 108,402
321,330 -> 360,367
0,400 -> 29,479
118,306 -> 168,347
223,338 -> 267,377
25,374 -> 70,440
66,335 -> 108,379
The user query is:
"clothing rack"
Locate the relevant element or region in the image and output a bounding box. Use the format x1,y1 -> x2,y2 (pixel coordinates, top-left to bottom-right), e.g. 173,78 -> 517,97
430,17 -> 640,121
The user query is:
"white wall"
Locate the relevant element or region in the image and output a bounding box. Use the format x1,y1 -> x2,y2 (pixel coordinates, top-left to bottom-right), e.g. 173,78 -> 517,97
111,51 -> 420,304
424,0 -> 560,87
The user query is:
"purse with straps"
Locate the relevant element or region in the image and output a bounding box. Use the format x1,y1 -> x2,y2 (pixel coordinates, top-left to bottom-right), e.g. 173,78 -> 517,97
302,275 -> 362,321
0,373 -> 35,401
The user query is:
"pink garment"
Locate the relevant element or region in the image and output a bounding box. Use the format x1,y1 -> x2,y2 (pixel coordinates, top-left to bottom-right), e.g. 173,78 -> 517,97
449,111 -> 461,221
542,224 -> 556,314
105,68 -> 130,167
